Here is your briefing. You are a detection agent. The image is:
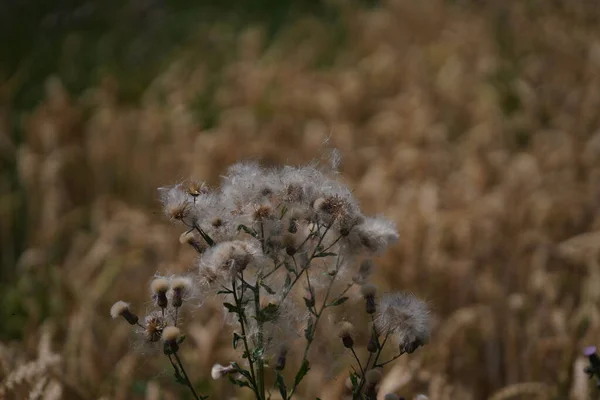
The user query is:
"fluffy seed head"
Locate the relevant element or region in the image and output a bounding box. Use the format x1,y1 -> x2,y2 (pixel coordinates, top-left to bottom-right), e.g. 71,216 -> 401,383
171,276 -> 193,307
337,321 -> 355,348
172,276 -> 193,291
151,278 -> 170,294
110,301 -> 130,319
375,292 -> 431,354
162,326 -> 181,343
360,283 -> 378,298
253,204 -> 273,220
144,312 -> 167,342
211,363 -> 235,380
111,301 -> 139,325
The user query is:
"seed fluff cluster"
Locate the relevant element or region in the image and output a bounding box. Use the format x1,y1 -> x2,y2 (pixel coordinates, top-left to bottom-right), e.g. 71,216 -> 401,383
111,155 -> 431,400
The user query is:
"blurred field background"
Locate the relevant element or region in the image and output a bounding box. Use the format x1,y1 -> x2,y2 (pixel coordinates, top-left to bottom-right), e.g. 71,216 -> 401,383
2,0 -> 600,398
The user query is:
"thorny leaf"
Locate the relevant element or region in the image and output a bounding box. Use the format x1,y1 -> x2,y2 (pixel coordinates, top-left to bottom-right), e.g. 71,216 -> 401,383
294,359 -> 310,387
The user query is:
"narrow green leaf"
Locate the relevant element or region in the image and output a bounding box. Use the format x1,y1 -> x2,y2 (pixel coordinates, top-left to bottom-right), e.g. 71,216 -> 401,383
237,224 -> 258,238
294,359 -> 310,387
314,252 -> 337,258
349,372 -> 359,390
233,332 -> 241,349
275,372 -> 287,399
261,282 -> 276,295
177,334 -> 186,344
228,375 -> 250,388
329,296 -> 349,307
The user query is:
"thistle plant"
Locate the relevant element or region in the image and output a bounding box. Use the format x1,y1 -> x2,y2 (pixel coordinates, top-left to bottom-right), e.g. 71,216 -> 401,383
111,157 -> 431,399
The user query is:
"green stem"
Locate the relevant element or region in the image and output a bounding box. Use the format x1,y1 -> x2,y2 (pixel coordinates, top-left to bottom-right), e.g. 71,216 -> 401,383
233,275 -> 259,396
287,255 -> 342,399
172,351 -> 201,400
253,280 -> 266,400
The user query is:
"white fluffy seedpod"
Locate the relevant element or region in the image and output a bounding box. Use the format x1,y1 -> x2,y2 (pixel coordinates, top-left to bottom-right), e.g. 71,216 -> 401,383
211,363 -> 235,380
337,321 -> 355,348
170,276 -> 193,308
375,292 -> 431,354
162,326 -> 181,343
151,277 -> 170,308
110,301 -> 129,319
162,326 -> 181,353
110,301 -> 139,325
360,283 -> 378,314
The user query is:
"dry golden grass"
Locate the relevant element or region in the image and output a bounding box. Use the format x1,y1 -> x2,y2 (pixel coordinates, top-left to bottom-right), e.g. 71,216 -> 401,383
3,0 -> 600,398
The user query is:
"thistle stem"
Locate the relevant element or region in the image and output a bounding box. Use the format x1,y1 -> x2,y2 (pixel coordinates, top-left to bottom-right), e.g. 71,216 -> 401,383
172,351 -> 201,400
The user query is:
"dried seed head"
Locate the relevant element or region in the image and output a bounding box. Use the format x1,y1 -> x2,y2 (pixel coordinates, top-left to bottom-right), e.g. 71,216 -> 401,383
211,363 -> 236,380
253,204 -> 273,221
288,218 -> 298,233
367,330 -> 378,353
151,277 -> 170,308
110,301 -> 139,325
360,283 -> 378,298
282,233 -> 297,256
275,345 -> 289,371
179,231 -> 207,253
162,326 -> 181,343
162,326 -> 181,354
144,312 -> 167,342
166,202 -> 191,222
375,292 -> 430,354
314,195 -> 347,218
361,283 -> 378,314
151,278 -> 170,294
171,276 -> 193,308
365,368 -> 383,384
185,180 -> 206,197
110,301 -> 129,319
337,321 -> 355,348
